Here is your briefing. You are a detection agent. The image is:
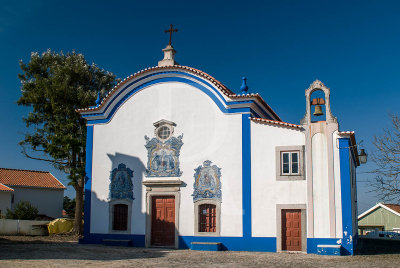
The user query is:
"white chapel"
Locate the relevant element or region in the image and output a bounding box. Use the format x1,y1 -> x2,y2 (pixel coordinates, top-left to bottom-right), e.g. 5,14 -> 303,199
78,27 -> 363,255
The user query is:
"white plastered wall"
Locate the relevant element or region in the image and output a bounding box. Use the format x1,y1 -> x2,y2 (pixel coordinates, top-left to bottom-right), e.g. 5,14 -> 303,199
312,133 -> 331,237
251,122 -> 306,237
90,81 -> 243,236
11,187 -> 64,218
0,192 -> 12,216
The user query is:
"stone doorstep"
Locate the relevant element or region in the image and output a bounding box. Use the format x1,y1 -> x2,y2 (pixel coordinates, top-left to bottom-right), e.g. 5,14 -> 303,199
317,245 -> 341,248
191,242 -> 222,251
102,239 -> 133,247
191,242 -> 221,245
317,244 -> 342,256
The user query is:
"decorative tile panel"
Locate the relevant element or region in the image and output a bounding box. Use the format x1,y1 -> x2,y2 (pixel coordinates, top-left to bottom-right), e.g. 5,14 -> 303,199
192,160 -> 222,201
109,163 -> 134,200
144,134 -> 183,177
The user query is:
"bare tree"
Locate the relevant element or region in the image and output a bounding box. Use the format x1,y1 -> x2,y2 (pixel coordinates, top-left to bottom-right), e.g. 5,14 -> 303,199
370,114 -> 400,202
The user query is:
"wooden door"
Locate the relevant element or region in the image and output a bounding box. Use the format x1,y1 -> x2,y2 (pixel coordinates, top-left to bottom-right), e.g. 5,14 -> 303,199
151,196 -> 175,246
282,209 -> 302,251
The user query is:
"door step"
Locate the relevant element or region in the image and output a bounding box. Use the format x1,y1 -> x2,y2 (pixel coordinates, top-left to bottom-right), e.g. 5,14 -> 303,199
317,244 -> 342,255
191,242 -> 222,251
102,239 -> 132,247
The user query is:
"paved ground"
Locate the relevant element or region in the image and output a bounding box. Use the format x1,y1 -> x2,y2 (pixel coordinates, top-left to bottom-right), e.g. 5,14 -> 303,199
1,235 -> 400,267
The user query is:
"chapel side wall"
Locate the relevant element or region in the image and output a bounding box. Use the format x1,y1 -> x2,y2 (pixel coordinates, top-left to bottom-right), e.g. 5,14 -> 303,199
250,122 -> 306,237
11,187 -> 64,218
333,132 -> 343,238
90,82 -> 243,237
0,192 -> 12,216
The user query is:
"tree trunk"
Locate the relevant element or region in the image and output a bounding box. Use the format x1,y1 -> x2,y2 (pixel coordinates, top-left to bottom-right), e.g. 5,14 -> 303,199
73,177 -> 84,235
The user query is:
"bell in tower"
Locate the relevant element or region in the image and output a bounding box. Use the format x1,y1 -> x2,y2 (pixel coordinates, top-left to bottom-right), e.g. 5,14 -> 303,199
311,98 -> 325,117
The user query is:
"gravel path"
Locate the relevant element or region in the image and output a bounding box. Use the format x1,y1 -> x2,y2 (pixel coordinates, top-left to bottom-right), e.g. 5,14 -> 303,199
0,236 -> 399,267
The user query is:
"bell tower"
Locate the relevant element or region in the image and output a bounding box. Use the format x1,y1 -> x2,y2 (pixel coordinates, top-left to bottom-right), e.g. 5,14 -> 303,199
301,80 -> 339,239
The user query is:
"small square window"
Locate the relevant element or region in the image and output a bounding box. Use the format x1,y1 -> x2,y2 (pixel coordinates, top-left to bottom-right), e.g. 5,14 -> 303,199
276,146 -> 304,181
281,151 -> 299,175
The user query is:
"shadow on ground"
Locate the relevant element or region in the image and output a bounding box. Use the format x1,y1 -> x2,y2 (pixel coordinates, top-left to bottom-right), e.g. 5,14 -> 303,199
356,238 -> 400,255
0,238 -> 168,261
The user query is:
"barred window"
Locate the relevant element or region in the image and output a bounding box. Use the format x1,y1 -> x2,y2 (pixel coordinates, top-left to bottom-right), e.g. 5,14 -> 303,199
113,204 -> 128,231
198,204 -> 216,232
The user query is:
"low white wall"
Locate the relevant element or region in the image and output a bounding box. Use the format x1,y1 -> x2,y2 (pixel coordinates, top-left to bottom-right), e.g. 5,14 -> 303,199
0,219 -> 50,235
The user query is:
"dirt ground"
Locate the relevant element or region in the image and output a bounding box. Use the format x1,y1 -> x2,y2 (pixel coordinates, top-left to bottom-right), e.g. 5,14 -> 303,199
1,235 -> 400,267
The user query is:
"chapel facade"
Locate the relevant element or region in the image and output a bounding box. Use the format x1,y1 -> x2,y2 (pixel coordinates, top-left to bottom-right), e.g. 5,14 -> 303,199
78,34 -> 361,255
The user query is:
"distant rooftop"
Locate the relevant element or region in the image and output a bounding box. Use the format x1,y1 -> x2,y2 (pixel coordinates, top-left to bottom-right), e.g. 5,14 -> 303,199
0,168 -> 66,190
384,204 -> 400,214
0,183 -> 14,192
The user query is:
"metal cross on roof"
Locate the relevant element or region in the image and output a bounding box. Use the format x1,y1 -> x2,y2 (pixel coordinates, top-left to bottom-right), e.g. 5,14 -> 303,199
165,24 -> 178,46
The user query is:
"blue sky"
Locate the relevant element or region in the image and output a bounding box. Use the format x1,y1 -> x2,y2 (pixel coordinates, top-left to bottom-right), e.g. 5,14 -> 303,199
0,0 -> 399,213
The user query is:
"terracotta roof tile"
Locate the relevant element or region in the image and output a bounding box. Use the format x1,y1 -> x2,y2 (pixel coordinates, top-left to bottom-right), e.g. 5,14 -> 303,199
0,183 -> 14,192
384,204 -> 400,214
0,168 -> 66,189
250,117 -> 302,129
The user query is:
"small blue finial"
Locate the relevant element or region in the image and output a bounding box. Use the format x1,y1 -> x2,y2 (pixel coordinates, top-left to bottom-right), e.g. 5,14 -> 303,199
95,92 -> 101,106
240,77 -> 248,94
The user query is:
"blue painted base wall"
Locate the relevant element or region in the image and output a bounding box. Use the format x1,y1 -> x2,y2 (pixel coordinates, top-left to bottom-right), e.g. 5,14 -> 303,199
180,236 -> 276,252
79,233 -> 145,247
307,238 -> 340,254
80,234 -> 355,255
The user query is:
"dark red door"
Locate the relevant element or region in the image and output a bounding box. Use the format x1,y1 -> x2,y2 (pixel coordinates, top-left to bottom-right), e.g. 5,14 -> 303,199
282,209 -> 302,251
151,196 -> 175,246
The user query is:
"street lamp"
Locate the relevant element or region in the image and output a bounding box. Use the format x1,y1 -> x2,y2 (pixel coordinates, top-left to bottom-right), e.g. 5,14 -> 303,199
358,149 -> 368,164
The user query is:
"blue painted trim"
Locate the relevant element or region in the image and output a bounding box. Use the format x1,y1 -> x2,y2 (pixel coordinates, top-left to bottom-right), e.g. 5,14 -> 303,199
83,125 -> 93,237
80,234 -> 275,252
79,233 -> 145,247
339,138 -> 355,255
83,71 -> 272,124
242,114 -> 252,238
180,236 -> 276,252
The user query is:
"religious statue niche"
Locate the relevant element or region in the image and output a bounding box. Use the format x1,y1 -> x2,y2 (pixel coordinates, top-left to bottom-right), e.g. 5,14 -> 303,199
192,160 -> 222,202
144,119 -> 183,177
109,163 -> 134,200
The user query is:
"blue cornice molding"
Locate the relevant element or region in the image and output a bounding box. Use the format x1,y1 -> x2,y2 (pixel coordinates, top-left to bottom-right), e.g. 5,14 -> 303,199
81,71 -> 273,124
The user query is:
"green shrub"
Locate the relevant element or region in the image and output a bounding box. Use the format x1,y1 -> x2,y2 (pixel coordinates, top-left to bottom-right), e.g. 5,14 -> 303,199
6,201 -> 39,220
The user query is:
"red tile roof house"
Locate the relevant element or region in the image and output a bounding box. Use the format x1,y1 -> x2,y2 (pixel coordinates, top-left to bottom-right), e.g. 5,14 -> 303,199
0,168 -> 66,218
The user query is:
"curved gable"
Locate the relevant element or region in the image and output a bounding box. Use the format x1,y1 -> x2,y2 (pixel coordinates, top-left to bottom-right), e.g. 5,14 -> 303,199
78,65 -> 280,124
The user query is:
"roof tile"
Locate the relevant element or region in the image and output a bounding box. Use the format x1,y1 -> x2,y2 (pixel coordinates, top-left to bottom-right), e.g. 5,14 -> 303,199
0,183 -> 14,192
384,204 -> 400,214
0,168 -> 66,189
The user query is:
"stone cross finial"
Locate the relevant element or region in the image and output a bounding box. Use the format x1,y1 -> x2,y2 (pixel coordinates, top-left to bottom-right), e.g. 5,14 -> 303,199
165,24 -> 178,46
158,25 -> 179,67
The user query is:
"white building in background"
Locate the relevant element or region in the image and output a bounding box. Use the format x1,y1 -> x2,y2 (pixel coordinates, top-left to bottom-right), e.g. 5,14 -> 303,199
0,168 -> 65,218
78,36 -> 363,255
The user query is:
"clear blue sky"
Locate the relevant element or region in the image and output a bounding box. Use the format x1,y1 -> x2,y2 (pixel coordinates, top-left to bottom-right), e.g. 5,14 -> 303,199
0,0 -> 399,213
